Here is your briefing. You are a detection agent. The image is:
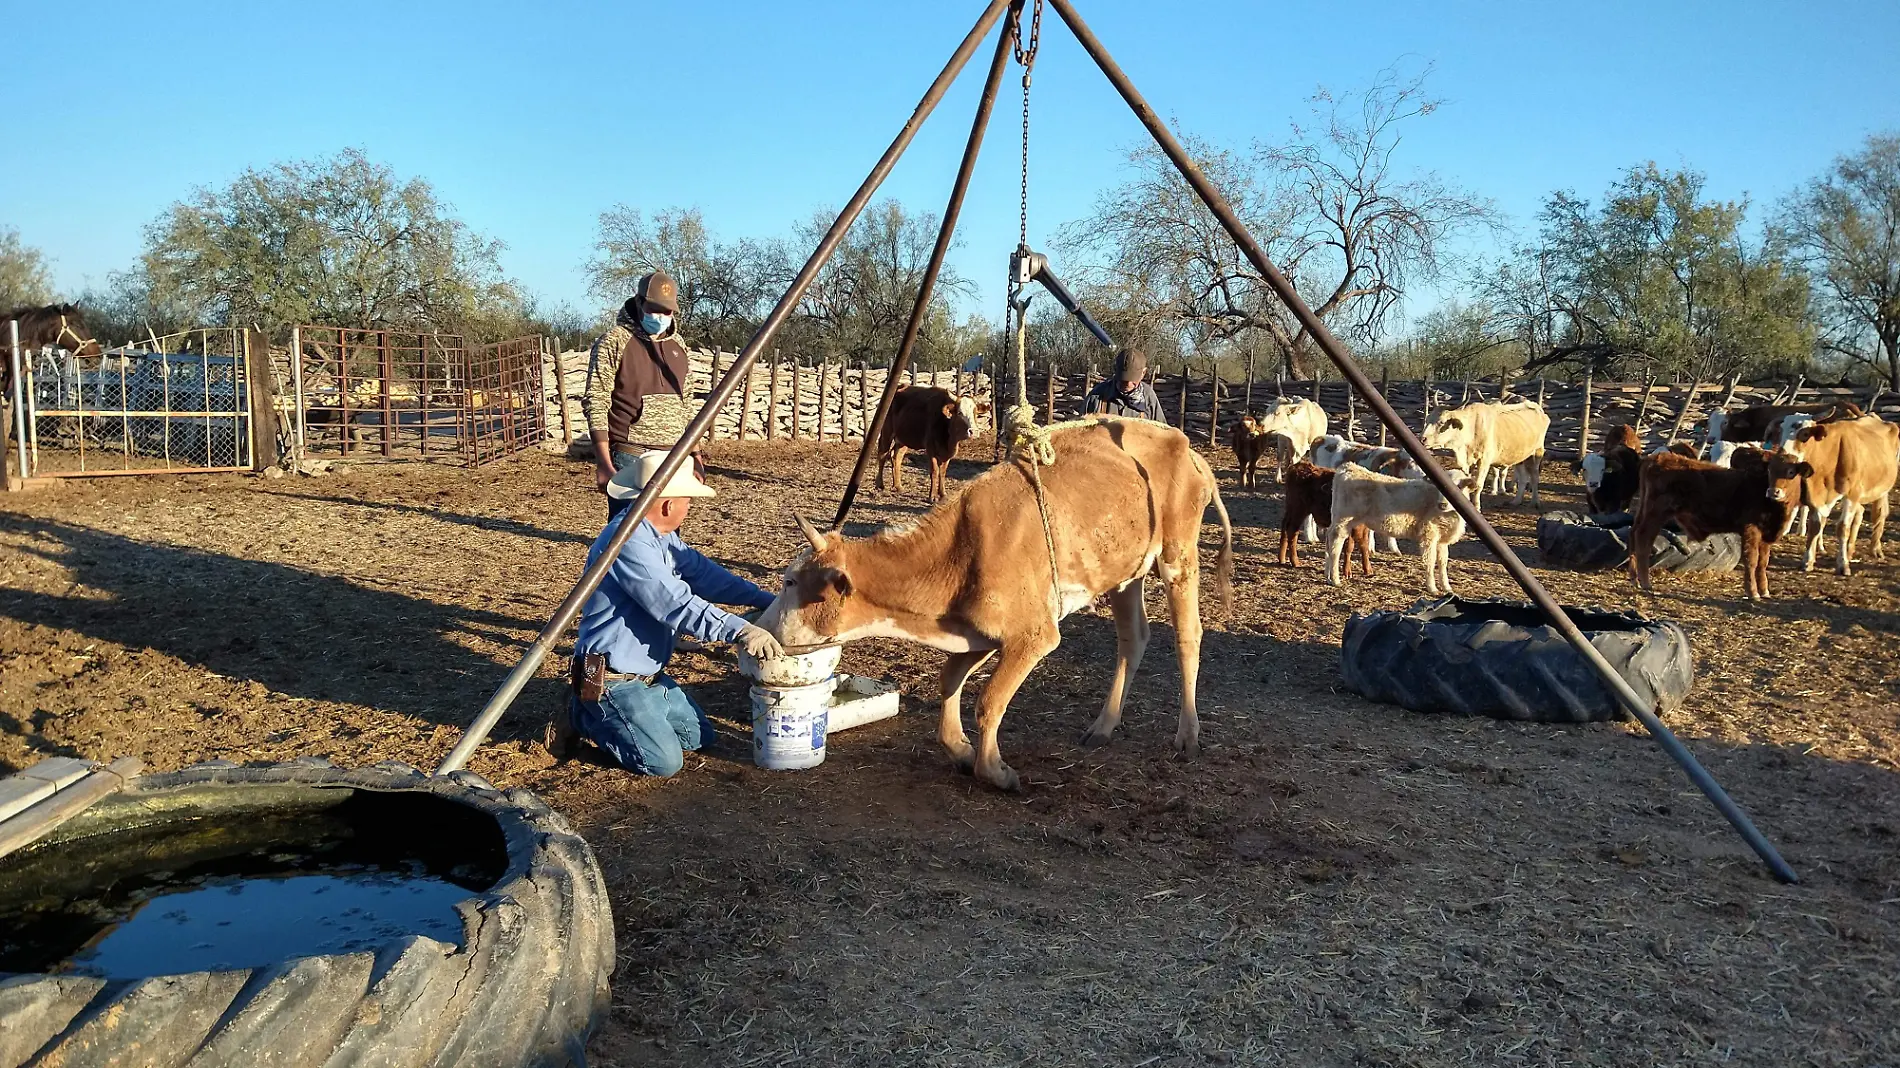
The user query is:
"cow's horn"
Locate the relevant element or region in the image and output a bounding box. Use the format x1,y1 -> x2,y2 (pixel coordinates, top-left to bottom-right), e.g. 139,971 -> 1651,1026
795,515 -> 828,551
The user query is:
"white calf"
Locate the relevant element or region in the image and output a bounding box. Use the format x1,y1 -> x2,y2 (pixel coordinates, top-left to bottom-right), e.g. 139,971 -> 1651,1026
1326,462 -> 1473,595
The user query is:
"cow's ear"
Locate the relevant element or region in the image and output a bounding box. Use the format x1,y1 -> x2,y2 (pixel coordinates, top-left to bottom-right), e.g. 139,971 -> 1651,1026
975,402 -> 991,415
942,403 -> 957,419
1796,461 -> 1814,478
1806,425 -> 1827,441
825,568 -> 853,597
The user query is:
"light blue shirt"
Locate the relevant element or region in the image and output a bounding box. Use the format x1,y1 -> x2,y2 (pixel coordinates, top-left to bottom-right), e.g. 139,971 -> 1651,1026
574,513 -> 776,676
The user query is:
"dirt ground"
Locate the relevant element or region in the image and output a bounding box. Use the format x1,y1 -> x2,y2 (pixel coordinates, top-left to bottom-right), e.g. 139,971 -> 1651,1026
2,438 -> 1897,1067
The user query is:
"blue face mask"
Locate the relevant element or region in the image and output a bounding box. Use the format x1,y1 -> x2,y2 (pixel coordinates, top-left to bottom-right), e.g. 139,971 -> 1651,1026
641,312 -> 672,336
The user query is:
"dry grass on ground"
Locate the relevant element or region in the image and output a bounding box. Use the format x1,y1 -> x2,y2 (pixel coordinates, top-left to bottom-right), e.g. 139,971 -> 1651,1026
1,440 -> 1896,1066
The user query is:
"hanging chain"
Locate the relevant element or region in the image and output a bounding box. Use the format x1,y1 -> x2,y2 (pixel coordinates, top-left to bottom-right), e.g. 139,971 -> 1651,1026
1013,0 -> 1041,249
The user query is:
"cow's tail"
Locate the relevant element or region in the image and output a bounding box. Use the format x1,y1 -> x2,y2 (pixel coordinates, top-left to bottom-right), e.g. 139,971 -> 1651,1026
1208,482 -> 1235,617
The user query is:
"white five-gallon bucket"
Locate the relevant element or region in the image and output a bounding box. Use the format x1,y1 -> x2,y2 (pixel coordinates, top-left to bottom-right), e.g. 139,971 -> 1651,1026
750,678 -> 831,771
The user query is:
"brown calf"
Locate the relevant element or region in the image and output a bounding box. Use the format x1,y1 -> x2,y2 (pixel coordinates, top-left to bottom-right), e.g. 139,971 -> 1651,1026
1629,449 -> 1802,600
875,386 -> 986,502
1278,461 -> 1369,571
1230,415 -> 1270,489
761,418 -> 1233,791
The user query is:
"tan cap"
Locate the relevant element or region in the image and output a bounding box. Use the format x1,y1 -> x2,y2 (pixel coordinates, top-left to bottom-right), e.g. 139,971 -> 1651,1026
638,271 -> 680,314
605,450 -> 716,501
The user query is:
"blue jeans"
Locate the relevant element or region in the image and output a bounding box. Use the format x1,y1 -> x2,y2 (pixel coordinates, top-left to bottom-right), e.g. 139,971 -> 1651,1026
571,675 -> 711,778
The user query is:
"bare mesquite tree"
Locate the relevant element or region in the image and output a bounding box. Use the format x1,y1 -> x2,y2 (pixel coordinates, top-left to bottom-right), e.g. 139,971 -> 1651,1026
1776,133 -> 1900,389
1062,67 -> 1494,377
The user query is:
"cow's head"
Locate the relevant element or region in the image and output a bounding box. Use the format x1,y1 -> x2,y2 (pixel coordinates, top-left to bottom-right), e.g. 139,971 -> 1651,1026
1764,455 -> 1811,529
1579,451 -> 1613,490
1763,414 -> 1808,450
756,516 -> 863,649
947,395 -> 984,439
1421,414 -> 1472,469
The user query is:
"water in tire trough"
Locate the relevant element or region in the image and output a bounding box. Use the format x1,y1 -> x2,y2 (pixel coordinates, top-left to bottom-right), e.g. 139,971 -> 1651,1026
0,789 -> 507,980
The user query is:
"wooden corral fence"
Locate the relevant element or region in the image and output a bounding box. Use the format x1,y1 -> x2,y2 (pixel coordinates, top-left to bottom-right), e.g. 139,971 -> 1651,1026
1006,361 -> 1896,461
542,347 -> 995,445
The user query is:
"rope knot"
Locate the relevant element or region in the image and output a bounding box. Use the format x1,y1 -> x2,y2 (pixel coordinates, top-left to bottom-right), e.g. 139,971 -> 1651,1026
1002,403 -> 1055,466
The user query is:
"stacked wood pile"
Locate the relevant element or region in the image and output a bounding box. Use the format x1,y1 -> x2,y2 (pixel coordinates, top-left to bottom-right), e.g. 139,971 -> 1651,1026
541,348 -> 996,445
537,343 -> 1894,461
1011,363 -> 1896,461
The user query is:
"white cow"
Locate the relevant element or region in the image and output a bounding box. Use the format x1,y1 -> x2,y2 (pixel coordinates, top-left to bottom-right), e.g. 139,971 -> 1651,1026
1420,400 -> 1550,510
1327,463 -> 1475,595
1306,434 -> 1422,549
1250,397 -> 1328,484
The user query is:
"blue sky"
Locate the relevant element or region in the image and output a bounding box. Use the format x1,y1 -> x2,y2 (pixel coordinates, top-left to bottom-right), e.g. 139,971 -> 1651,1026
9,0 -> 1898,328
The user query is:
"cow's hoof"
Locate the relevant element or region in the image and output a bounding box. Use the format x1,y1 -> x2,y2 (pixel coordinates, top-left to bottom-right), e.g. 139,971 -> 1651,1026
941,739 -> 976,773
981,765 -> 1022,792
1079,727 -> 1114,749
1173,733 -> 1200,758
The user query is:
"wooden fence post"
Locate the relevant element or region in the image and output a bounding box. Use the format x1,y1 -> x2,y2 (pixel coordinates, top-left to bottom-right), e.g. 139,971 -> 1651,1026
857,361 -> 869,440
1046,360 -> 1058,424
1243,348 -> 1255,415
1633,373 -> 1658,434
738,356 -> 758,440
1378,365 -> 1390,446
766,352 -> 782,440
1664,381 -> 1700,445
1535,377 -> 1547,408
816,358 -> 831,442
790,356 -> 803,440
705,350 -> 725,441
549,338 -> 575,448
1207,363 -> 1221,445
1422,373 -> 1434,425
1579,373 -> 1594,455
1178,361 -> 1190,428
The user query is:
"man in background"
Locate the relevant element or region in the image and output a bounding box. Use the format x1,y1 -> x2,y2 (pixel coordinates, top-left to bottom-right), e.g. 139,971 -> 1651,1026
582,271 -> 699,518
1083,346 -> 1166,422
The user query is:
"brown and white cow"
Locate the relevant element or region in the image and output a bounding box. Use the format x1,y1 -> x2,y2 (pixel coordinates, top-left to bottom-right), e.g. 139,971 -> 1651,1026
760,417 -> 1234,791
1279,461 -> 1370,570
1421,400 -> 1550,510
1706,401 -> 1862,447
875,386 -> 988,502
1629,449 -> 1804,601
1250,397 -> 1328,483
1579,423 -> 1643,514
1777,415 -> 1899,575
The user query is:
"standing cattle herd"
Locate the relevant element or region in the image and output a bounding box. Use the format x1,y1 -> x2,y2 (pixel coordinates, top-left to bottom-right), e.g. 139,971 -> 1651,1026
873,379 -> 1896,607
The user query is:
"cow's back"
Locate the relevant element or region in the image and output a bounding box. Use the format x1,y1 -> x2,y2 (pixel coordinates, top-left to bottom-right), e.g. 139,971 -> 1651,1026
948,419 -> 1212,618
1826,417 -> 1900,499
1487,404 -> 1550,466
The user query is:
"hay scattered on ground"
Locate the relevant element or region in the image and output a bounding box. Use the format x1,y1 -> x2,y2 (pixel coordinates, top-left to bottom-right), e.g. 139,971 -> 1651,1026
1,441 -> 1895,1066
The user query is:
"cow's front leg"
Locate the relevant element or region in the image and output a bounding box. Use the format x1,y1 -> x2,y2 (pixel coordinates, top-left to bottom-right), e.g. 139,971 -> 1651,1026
973,634 -> 1058,791
1157,553 -> 1204,757
891,445 -> 908,493
1082,581 -> 1149,748
939,649 -> 995,772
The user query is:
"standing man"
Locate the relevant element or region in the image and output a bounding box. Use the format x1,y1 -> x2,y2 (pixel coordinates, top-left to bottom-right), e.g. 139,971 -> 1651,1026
1083,346 -> 1167,422
583,271 -> 699,518
546,451 -> 785,777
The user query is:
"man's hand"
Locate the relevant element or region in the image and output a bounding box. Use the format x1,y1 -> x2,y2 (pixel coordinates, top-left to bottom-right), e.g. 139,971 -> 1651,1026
737,623 -> 784,661
594,456 -> 616,493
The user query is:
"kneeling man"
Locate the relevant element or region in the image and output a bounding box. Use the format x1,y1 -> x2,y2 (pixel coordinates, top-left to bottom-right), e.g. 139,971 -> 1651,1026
547,451 -> 783,776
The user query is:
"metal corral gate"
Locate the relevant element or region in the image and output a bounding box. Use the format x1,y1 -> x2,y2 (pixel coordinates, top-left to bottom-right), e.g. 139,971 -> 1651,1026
292,326 -> 546,467
16,328 -> 254,477
465,336 -> 548,465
